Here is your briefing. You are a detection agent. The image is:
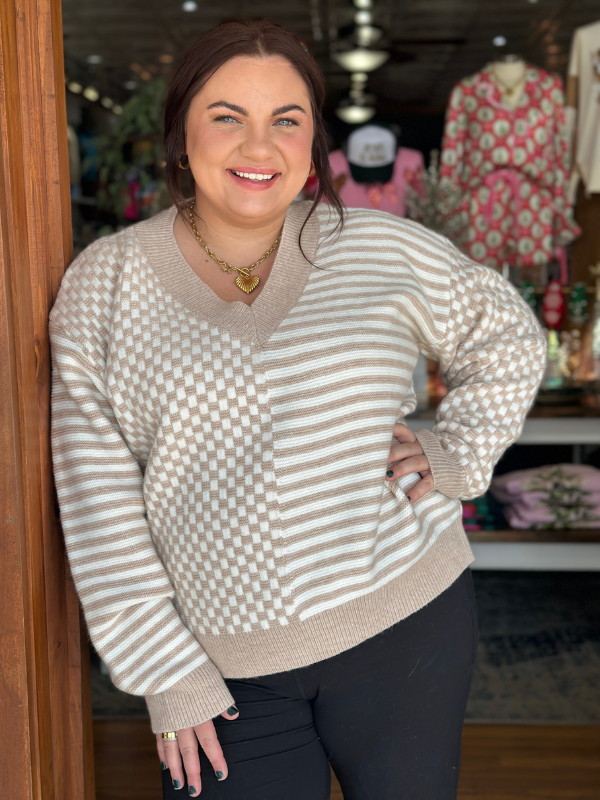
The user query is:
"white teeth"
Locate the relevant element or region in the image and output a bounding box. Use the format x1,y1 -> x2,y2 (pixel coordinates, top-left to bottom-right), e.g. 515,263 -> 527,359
231,170 -> 275,181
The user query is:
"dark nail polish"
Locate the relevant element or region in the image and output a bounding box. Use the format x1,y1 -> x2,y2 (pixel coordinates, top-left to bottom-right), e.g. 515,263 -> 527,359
161,761 -> 168,771
216,771 -> 224,781
189,787 -> 197,795
407,495 -> 411,501
173,779 -> 181,789
226,705 -> 238,715
386,470 -> 394,478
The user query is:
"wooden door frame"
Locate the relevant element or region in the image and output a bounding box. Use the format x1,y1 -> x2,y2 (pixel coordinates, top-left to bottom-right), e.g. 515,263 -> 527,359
0,1 -> 95,798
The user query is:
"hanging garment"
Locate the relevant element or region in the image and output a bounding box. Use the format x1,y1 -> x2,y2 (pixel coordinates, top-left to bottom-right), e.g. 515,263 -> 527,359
329,147 -> 424,216
440,63 -> 580,269
567,21 -> 600,197
566,21 -> 600,284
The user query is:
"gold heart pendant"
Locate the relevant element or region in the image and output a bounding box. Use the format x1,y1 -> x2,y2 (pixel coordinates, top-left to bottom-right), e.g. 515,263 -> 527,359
235,274 -> 260,294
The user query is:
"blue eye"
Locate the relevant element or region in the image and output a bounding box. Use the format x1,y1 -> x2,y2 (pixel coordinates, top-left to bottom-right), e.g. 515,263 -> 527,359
275,118 -> 299,127
215,115 -> 237,123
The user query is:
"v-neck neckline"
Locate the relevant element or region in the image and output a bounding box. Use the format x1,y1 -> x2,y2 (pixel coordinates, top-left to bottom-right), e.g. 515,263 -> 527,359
135,201 -> 321,345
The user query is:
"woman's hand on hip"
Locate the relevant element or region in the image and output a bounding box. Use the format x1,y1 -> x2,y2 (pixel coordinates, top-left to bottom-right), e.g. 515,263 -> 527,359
385,423 -> 433,502
156,705 -> 239,794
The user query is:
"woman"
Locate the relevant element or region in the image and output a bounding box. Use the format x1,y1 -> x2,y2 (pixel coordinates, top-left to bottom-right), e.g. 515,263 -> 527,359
50,19 -> 545,800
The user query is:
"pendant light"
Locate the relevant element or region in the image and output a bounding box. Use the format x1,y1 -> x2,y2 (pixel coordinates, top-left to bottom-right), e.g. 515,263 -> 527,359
331,47 -> 389,72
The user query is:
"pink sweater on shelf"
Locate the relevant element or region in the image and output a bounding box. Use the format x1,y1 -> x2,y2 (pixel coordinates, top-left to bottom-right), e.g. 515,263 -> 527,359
491,464 -> 600,501
491,464 -> 600,529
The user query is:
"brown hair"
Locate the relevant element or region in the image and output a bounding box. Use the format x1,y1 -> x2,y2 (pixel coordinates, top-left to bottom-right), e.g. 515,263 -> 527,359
163,19 -> 343,249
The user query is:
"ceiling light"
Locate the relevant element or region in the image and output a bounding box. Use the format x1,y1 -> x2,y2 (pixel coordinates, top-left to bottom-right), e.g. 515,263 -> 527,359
351,72 -> 369,83
159,54 -> 175,64
356,24 -> 383,47
493,35 -> 507,47
83,86 -> 99,102
354,10 -> 372,24
124,80 -> 138,90
349,88 -> 365,99
67,81 -> 83,94
353,0 -> 372,8
86,54 -> 102,65
141,70 -> 152,81
336,104 -> 376,124
528,0 -> 540,4
101,97 -> 114,109
332,48 -> 389,72
113,105 -> 123,115
182,1 -> 198,10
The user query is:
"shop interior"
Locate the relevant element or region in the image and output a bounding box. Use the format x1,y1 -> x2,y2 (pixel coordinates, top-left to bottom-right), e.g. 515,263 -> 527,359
60,0 -> 600,797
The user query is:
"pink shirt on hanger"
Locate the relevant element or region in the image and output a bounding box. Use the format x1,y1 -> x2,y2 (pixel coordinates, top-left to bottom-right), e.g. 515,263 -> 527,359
329,147 -> 425,217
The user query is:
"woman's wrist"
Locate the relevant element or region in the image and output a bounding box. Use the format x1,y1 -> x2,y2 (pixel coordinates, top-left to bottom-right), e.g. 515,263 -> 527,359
145,662 -> 235,734
413,429 -> 468,499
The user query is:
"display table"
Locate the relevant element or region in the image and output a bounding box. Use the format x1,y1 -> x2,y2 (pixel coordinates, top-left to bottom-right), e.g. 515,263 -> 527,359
405,404 -> 600,570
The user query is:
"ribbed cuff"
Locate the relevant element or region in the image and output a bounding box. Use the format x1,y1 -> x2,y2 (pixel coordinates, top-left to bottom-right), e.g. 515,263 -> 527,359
145,660 -> 236,733
414,429 -> 468,499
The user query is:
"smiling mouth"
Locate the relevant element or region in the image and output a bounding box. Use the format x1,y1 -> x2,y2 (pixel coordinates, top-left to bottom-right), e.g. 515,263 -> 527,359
229,169 -> 278,182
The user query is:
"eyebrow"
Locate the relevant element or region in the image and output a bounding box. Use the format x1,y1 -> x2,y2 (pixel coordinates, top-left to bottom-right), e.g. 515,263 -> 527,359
206,101 -> 307,117
271,104 -> 307,116
207,101 -> 248,115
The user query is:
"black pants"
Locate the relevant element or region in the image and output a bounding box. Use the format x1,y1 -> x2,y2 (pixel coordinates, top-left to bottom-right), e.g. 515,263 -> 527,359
162,569 -> 478,800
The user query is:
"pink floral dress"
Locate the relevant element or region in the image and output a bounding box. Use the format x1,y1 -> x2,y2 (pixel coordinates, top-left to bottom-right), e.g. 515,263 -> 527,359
440,64 -> 580,269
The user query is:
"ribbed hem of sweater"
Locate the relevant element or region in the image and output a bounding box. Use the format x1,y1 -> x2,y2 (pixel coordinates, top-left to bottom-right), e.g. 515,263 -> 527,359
202,519 -> 473,679
144,516 -> 472,732
145,660 -> 235,733
414,429 -> 468,499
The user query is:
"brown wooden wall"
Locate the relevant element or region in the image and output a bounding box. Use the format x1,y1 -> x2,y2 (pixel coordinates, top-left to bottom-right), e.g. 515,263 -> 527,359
0,0 -> 94,798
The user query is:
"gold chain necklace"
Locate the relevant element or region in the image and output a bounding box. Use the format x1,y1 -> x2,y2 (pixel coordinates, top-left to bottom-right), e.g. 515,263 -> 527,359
491,65 -> 527,98
187,200 -> 281,294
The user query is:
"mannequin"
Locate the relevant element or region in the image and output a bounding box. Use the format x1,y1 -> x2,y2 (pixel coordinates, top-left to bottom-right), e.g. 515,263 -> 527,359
329,124 -> 424,217
490,55 -> 528,109
440,59 -> 579,272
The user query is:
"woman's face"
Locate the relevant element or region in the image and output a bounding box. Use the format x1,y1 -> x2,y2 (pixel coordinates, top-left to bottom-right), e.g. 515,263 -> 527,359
185,55 -> 314,227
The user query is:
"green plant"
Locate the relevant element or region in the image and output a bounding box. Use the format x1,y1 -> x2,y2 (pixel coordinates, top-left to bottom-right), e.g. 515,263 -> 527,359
404,149 -> 469,248
90,78 -> 170,224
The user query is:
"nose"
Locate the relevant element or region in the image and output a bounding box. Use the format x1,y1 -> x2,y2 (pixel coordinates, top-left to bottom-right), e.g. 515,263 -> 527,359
238,120 -> 277,163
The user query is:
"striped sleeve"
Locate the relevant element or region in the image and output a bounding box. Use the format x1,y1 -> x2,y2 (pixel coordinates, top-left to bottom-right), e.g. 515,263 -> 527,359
414,243 -> 546,500
50,326 -> 234,733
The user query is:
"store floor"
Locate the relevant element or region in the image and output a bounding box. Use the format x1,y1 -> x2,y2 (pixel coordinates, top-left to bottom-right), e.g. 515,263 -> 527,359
93,719 -> 600,799
467,570 -> 600,722
91,571 -> 600,723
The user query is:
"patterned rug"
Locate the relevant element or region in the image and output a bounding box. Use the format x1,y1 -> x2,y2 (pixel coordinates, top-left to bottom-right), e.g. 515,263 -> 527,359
466,571 -> 600,722
90,571 -> 600,722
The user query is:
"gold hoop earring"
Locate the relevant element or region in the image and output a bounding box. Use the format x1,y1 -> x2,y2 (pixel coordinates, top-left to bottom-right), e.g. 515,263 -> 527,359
177,154 -> 190,170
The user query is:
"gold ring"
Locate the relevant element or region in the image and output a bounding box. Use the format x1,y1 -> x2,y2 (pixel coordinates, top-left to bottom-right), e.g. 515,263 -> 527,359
161,731 -> 178,741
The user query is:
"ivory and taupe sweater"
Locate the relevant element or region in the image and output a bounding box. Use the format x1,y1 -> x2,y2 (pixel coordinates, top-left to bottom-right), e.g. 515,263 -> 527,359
50,201 -> 545,733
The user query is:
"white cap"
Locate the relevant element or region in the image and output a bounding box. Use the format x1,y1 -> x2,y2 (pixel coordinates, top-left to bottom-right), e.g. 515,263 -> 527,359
347,125 -> 396,168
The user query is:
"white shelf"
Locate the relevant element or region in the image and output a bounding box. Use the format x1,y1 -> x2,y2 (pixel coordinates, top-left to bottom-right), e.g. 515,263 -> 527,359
405,415 -> 600,444
405,413 -> 600,570
470,542 -> 600,571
